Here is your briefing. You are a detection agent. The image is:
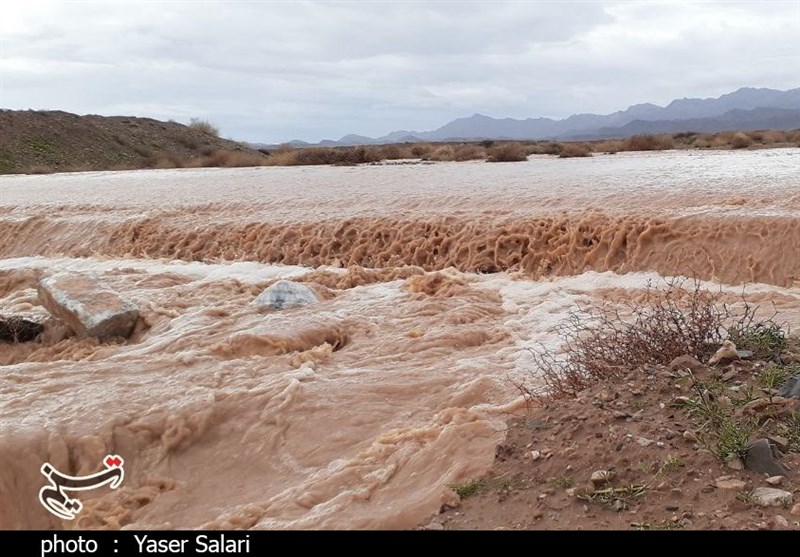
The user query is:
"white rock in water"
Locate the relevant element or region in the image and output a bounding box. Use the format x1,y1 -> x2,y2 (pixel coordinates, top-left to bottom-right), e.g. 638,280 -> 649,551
253,280 -> 318,309
37,272 -> 139,339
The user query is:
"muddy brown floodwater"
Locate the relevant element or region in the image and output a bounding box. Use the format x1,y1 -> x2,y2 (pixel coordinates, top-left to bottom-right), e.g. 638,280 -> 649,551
0,149 -> 798,529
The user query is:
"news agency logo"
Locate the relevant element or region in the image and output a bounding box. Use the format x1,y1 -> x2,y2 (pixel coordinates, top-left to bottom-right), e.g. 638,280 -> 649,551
39,455 -> 125,520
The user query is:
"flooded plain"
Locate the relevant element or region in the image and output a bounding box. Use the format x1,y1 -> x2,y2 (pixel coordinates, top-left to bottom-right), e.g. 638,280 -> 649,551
1,149 -> 798,529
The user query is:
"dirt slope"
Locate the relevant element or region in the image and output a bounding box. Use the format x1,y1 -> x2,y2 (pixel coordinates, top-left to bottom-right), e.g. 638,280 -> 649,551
0,110 -> 263,174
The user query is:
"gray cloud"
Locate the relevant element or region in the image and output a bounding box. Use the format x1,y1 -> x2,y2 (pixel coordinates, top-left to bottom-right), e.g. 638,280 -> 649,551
2,0 -> 798,142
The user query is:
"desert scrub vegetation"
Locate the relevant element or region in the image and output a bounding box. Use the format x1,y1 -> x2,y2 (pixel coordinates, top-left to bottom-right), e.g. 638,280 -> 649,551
486,142 -> 528,162
188,118 -> 220,137
518,277 -> 790,399
558,143 -> 593,158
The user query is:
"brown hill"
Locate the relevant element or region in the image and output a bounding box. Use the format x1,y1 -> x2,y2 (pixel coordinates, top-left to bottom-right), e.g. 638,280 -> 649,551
0,110 -> 266,174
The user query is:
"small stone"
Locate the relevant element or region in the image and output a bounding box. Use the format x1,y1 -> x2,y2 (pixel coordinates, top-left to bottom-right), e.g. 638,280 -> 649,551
791,504 -> 800,517
610,500 -> 625,512
656,441 -> 665,448
765,476 -> 784,486
530,450 -> 541,461
37,272 -> 139,339
668,355 -> 708,374
771,515 -> 789,529
532,510 -> 544,520
566,488 -> 576,497
751,487 -> 794,508
708,340 -> 739,366
596,389 -> 616,402
590,470 -> 615,486
613,410 -> 631,419
636,437 -> 653,447
744,439 -> 787,476
683,430 -> 698,442
253,280 -> 318,309
424,520 -> 444,530
721,369 -> 738,382
663,429 -> 677,440
672,396 -> 691,406
725,457 -> 744,471
714,476 -> 747,490
766,435 -> 789,452
737,349 -> 754,359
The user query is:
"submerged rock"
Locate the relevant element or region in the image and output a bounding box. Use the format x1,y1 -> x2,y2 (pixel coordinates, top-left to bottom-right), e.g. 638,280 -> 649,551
0,316 -> 44,342
37,272 -> 139,340
253,280 -> 318,310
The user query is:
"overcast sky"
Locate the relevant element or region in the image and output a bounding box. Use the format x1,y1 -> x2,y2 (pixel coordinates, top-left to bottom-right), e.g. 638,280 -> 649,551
1,1 -> 798,142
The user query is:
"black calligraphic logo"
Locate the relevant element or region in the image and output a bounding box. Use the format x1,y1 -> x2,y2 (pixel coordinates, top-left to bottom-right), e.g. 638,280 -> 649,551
39,455 -> 125,520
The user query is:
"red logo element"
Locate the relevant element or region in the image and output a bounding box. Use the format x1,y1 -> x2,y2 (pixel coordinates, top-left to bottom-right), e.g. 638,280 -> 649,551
105,455 -> 123,468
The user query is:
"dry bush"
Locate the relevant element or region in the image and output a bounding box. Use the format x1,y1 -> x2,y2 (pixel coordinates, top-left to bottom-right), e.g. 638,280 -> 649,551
333,146 -> 381,165
426,145 -> 457,161
288,147 -> 339,165
188,118 -> 220,137
411,143 -> 435,158
453,144 -> 486,161
760,130 -> 786,144
528,142 -> 563,155
692,134 -> 714,148
0,315 -> 44,342
518,278 -> 785,399
190,149 -> 265,168
558,143 -> 593,158
672,131 -> 698,141
486,142 -> 528,162
746,130 -> 764,142
372,144 -> 413,160
593,140 -> 624,154
621,134 -> 674,151
730,132 -> 754,149
151,153 -> 187,169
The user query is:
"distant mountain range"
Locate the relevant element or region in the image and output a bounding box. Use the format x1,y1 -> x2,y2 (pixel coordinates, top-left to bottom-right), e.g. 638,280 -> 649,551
265,87 -> 799,148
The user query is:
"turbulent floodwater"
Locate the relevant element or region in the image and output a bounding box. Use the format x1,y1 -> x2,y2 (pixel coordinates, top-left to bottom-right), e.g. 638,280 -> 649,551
0,149 -> 799,529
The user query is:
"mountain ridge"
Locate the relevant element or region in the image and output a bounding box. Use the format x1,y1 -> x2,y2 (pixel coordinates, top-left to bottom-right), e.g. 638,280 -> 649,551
281,86 -> 799,147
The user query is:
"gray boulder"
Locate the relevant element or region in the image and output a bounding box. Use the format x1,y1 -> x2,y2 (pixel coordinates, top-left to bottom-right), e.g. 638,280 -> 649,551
751,487 -> 794,507
253,280 -> 318,310
778,375 -> 800,399
744,438 -> 787,476
37,272 -> 139,340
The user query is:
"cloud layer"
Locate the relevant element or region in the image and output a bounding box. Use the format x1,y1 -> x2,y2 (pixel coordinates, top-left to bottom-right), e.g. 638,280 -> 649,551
2,1 -> 798,142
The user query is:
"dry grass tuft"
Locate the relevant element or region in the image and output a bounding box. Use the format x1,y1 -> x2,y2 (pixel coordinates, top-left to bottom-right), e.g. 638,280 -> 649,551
188,118 -> 220,137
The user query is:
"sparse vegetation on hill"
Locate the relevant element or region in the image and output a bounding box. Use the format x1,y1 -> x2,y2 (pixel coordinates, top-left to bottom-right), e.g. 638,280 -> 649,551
188,117 -> 220,137
2,110 -> 798,174
0,110 -> 265,174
